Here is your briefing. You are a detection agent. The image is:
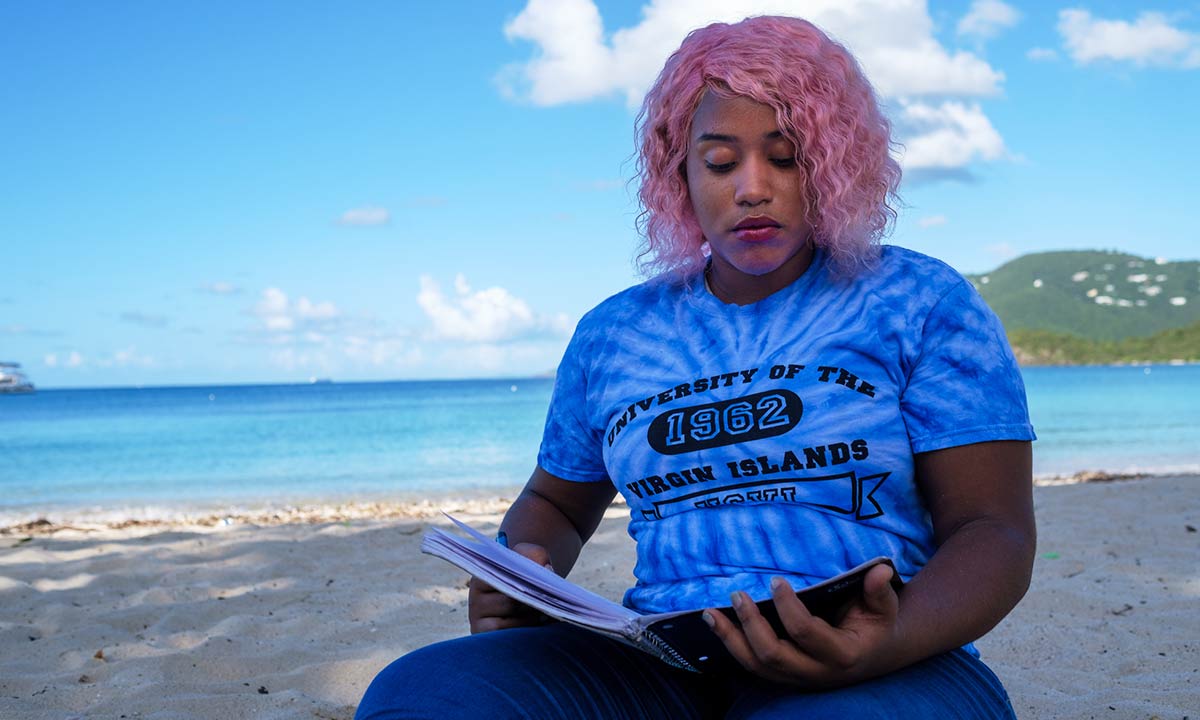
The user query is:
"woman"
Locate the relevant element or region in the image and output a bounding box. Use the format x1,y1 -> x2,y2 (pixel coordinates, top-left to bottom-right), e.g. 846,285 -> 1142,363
357,15 -> 1035,719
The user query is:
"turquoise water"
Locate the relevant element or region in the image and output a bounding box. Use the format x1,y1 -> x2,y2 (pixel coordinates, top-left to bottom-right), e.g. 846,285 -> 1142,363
0,380 -> 554,522
1,366 -> 1197,522
1021,364 -> 1200,477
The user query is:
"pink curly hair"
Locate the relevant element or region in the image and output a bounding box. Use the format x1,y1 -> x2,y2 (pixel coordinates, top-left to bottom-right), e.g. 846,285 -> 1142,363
635,15 -> 901,278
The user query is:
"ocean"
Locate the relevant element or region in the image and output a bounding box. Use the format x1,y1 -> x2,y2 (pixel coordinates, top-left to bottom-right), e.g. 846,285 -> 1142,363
1,365 -> 1197,524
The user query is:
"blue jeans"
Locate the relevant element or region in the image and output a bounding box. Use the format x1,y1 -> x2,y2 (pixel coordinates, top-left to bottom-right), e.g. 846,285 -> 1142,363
356,624 -> 1016,719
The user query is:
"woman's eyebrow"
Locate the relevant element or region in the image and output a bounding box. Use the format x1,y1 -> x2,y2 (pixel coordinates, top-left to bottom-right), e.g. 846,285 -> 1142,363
695,130 -> 785,143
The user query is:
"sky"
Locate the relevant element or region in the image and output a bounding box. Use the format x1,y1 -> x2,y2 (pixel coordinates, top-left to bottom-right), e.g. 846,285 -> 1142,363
2,0 -> 1198,388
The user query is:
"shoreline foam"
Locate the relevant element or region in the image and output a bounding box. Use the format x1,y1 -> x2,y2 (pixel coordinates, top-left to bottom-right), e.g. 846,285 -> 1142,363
0,492 -> 525,536
4,470 -> 1192,536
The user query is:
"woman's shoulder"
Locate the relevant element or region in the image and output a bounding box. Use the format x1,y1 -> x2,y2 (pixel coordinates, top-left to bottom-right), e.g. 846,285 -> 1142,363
853,245 -> 974,311
575,274 -> 690,330
876,245 -> 967,287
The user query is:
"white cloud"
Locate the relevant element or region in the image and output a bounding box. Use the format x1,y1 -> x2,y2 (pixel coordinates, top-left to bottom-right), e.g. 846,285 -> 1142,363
242,287 -> 423,374
417,274 -> 571,343
342,335 -> 422,368
1058,9 -> 1200,68
499,0 -> 613,104
253,288 -> 341,335
337,206 -> 391,226
957,0 -> 1020,42
918,214 -> 948,228
44,351 -> 85,369
295,297 -> 338,320
420,339 -> 566,377
238,283 -> 570,378
259,330 -> 419,374
1026,47 -> 1059,62
266,347 -> 335,373
500,0 -> 1008,174
199,281 -> 241,295
894,101 -> 1005,171
502,0 -> 1004,105
101,347 -> 155,368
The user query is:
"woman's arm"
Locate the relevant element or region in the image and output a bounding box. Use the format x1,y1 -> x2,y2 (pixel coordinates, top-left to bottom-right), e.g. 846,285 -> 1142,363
704,440 -> 1036,687
499,466 -> 618,574
895,439 -> 1037,654
468,465 -> 617,633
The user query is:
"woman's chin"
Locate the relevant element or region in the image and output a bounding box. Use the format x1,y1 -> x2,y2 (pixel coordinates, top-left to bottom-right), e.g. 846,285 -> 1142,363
725,257 -> 792,278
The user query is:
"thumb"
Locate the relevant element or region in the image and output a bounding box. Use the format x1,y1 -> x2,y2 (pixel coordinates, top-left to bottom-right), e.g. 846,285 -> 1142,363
511,542 -> 553,571
861,564 -> 899,617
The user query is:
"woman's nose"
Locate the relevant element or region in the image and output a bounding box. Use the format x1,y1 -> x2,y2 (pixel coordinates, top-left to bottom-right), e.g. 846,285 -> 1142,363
733,158 -> 772,206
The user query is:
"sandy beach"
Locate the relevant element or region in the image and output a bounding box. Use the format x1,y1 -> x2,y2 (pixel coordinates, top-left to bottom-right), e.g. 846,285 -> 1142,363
1,476 -> 1197,719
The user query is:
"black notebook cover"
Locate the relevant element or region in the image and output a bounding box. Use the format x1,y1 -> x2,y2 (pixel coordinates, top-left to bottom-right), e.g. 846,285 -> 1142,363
642,558 -> 901,673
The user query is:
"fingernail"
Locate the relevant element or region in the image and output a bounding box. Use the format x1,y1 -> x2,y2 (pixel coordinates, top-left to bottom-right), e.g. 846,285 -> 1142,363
730,591 -> 743,610
702,610 -> 715,628
770,576 -> 784,592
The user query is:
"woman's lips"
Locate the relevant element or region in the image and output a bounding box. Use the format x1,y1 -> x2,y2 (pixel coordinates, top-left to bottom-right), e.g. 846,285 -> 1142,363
732,216 -> 781,242
733,225 -> 781,242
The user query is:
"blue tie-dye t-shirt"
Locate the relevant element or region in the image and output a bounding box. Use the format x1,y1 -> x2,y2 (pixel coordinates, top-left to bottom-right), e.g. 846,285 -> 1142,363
537,245 -> 1035,615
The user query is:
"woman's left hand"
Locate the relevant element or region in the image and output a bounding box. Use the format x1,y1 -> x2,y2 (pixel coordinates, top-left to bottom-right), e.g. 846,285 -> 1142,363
703,563 -> 904,688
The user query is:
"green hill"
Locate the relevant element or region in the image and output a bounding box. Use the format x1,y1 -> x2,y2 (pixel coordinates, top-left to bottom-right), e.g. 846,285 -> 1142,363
1007,322 -> 1200,365
967,250 -> 1200,342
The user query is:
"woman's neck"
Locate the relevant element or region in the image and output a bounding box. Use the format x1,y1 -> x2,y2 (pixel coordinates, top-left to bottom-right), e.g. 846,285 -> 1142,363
706,243 -> 816,306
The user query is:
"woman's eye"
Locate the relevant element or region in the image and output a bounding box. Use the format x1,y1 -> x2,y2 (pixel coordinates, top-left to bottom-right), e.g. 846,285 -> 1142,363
770,157 -> 797,167
705,161 -> 736,173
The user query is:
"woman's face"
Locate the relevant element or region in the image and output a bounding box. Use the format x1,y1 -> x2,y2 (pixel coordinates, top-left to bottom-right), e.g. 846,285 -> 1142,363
685,92 -> 814,304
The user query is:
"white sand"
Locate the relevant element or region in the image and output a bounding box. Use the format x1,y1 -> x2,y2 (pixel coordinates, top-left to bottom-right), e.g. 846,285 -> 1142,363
1,476 -> 1197,719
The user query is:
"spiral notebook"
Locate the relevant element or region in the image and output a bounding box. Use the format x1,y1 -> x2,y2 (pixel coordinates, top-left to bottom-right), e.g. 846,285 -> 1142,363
421,515 -> 898,673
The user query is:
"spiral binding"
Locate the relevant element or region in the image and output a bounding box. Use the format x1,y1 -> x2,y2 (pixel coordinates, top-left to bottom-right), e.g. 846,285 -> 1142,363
640,629 -> 699,673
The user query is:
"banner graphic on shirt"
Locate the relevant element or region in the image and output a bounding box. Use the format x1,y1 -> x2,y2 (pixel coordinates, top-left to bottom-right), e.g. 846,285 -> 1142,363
632,471 -> 890,522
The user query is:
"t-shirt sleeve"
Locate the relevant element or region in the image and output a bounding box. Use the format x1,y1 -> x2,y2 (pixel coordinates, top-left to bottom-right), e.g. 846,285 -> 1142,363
900,279 -> 1036,454
536,324 -> 611,483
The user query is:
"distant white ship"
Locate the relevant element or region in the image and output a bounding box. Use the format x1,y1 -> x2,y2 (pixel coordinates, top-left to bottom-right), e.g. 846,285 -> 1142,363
0,362 -> 35,393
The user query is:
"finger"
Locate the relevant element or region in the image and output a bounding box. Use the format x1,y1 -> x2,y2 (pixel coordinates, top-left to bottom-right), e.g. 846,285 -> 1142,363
860,564 -> 899,619
730,590 -> 820,676
701,604 -> 774,677
471,613 -> 544,633
469,577 -> 526,613
468,577 -> 546,630
471,582 -> 544,616
510,542 -> 554,572
468,575 -> 497,595
470,596 -> 548,633
770,576 -> 846,664
470,587 -> 521,615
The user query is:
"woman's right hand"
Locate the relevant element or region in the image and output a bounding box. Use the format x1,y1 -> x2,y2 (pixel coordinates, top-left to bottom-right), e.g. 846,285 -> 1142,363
467,467 -> 615,633
468,542 -> 554,633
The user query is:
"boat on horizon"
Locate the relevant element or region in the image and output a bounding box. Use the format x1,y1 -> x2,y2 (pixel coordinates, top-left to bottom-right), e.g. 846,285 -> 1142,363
0,362 -> 35,394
